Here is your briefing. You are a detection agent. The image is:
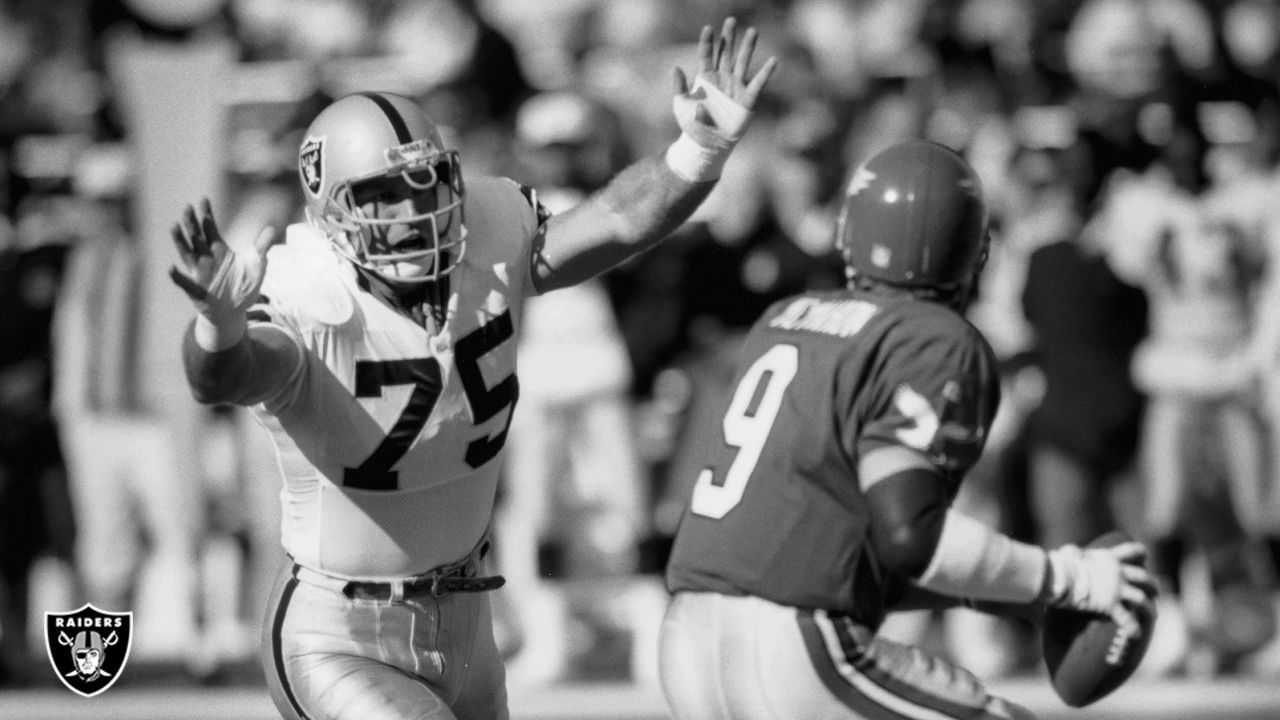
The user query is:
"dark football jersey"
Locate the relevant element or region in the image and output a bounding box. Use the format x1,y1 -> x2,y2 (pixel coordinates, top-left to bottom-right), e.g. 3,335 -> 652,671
665,288 -> 1000,625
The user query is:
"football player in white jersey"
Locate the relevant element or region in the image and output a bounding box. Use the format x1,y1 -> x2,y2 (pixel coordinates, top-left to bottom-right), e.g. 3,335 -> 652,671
167,17 -> 775,720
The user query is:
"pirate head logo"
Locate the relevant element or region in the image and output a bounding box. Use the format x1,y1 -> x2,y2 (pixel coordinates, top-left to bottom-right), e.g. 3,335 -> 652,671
45,604 -> 132,697
300,135 -> 325,197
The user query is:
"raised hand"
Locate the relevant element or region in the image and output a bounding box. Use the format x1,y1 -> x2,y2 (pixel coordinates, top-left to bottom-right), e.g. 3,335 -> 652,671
170,198 -> 277,328
676,17 -> 776,116
667,17 -> 777,180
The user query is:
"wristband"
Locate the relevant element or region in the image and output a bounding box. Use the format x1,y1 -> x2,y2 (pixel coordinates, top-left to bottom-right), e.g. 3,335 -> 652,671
194,312 -> 247,353
665,132 -> 729,183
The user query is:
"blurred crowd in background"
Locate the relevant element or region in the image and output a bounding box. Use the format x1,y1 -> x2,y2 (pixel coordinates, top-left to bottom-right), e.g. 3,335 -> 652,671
4,0 -> 1280,694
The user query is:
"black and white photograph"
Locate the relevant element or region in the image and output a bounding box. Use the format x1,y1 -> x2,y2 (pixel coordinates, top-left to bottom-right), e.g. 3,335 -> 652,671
1,1 -> 1279,718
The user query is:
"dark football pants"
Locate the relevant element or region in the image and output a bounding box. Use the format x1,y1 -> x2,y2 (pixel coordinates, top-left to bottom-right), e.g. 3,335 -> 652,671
262,559 -> 508,720
660,591 -> 1035,720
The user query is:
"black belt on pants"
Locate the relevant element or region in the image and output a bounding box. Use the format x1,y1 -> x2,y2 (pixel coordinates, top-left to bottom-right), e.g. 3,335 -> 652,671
338,537 -> 506,601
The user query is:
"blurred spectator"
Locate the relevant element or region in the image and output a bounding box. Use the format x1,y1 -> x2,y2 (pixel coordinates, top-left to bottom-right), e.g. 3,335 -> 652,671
231,0 -> 372,62
51,194 -> 204,668
386,0 -> 531,120
0,206 -> 75,687
1012,0 -> 1207,555
53,0 -> 243,673
1021,2 -> 1164,554
787,0 -> 933,104
0,1 -> 102,686
1095,158 -> 1278,678
371,0 -> 534,174
1019,189 -> 1149,547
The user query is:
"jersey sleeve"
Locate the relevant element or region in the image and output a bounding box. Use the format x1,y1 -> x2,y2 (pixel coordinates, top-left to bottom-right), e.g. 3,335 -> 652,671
853,315 -> 999,479
233,288 -> 305,411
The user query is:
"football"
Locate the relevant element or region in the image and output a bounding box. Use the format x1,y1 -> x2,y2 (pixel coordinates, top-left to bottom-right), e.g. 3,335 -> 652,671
1042,531 -> 1155,708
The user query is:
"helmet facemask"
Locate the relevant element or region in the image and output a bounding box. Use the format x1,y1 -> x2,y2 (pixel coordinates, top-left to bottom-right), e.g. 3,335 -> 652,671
317,140 -> 466,284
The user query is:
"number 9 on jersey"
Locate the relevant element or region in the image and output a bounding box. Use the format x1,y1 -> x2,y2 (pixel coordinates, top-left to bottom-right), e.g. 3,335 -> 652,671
691,344 -> 799,519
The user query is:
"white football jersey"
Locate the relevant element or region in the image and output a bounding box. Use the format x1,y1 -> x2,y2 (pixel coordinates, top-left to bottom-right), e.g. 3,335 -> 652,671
248,177 -> 544,580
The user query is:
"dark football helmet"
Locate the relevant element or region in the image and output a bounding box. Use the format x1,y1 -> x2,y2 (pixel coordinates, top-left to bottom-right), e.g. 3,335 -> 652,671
835,140 -> 989,309
298,92 -> 465,284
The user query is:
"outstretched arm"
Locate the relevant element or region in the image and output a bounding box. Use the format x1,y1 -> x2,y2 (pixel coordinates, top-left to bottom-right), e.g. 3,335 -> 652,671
170,199 -> 299,406
530,17 -> 777,294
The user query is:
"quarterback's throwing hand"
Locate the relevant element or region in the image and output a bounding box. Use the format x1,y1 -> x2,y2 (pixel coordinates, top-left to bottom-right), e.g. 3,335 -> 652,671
666,17 -> 777,181
1046,541 -> 1157,634
169,198 -> 277,327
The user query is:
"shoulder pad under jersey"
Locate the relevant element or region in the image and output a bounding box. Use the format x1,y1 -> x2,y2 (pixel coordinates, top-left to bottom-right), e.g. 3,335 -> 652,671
869,302 -> 998,471
460,176 -> 549,268
255,223 -> 357,329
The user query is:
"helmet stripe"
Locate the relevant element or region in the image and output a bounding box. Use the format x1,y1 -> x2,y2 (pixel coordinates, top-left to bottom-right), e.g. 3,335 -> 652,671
357,92 -> 412,144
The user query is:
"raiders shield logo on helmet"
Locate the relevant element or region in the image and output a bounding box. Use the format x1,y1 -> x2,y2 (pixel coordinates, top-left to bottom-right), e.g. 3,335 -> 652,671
44,604 -> 133,697
300,135 -> 325,197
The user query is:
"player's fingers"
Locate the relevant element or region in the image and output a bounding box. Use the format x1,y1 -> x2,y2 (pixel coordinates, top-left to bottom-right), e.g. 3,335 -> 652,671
741,56 -> 778,109
1120,583 -> 1152,608
251,225 -> 279,257
1110,542 -> 1148,562
169,265 -> 209,301
171,223 -> 195,265
733,26 -> 758,84
1121,564 -> 1158,597
1120,561 -> 1153,584
717,17 -> 737,74
182,204 -> 209,256
696,24 -> 714,74
673,67 -> 689,97
1110,604 -> 1139,636
199,197 -> 224,249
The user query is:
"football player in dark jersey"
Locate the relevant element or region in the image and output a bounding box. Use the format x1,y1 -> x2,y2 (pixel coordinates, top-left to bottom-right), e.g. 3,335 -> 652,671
660,141 -> 1157,720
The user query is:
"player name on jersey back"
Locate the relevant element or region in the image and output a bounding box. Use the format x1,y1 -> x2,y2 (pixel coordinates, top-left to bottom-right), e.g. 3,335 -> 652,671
768,297 -> 879,338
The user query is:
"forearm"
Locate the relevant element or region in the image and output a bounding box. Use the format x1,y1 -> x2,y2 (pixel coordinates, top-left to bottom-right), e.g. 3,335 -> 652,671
914,509 -> 1050,604
182,319 -> 298,406
533,154 -> 714,293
